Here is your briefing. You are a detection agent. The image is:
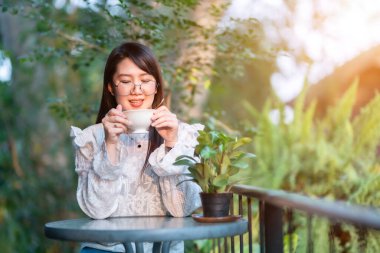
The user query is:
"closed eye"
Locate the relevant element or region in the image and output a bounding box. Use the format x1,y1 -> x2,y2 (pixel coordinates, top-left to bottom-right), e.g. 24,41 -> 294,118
120,80 -> 133,84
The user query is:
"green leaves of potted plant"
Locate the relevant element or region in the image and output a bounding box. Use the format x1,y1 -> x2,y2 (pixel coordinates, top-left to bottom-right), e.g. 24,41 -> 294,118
174,129 -> 255,217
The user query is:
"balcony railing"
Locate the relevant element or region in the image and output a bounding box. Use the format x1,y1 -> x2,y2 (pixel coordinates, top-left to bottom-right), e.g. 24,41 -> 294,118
209,184 -> 380,253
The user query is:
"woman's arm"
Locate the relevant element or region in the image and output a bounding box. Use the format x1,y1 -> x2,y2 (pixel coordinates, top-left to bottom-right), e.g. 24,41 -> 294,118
71,125 -> 124,219
149,123 -> 204,217
157,174 -> 202,217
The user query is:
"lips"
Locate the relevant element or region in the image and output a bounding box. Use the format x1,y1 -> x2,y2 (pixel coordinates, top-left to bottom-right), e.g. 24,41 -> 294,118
129,99 -> 144,108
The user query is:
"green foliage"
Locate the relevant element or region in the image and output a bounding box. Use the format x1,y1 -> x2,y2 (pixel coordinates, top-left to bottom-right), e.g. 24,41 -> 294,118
0,1 -> 269,252
284,232 -> 298,253
245,82 -> 380,252
214,17 -> 271,78
6,1 -> 380,252
1,0 -> 264,116
174,129 -> 255,193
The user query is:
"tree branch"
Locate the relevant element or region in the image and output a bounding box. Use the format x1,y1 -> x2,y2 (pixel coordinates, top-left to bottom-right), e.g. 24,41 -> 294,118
7,135 -> 24,177
56,30 -> 105,52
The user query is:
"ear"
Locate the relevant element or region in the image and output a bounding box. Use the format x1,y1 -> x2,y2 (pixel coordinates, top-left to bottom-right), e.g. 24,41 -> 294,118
107,83 -> 114,96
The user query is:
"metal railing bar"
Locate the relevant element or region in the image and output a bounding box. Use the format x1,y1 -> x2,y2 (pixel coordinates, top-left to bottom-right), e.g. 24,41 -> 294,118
306,214 -> 313,253
287,209 -> 293,253
239,195 -> 243,253
259,200 -> 265,253
248,197 -> 253,253
264,202 -> 284,253
357,226 -> 367,253
230,194 -> 235,253
231,185 -> 380,230
328,222 -> 335,253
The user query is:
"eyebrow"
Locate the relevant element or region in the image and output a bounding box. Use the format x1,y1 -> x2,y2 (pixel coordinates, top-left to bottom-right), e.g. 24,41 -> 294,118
116,73 -> 152,78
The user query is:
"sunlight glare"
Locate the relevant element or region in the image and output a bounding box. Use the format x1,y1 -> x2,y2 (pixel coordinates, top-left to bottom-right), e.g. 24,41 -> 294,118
224,0 -> 380,102
0,55 -> 12,82
269,106 -> 294,125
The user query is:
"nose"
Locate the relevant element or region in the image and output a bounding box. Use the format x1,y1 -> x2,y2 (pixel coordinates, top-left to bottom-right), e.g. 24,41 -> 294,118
130,83 -> 143,94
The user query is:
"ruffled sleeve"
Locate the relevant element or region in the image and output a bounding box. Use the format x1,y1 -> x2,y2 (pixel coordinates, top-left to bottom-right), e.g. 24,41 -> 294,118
148,122 -> 204,176
149,122 -> 204,217
70,124 -> 124,219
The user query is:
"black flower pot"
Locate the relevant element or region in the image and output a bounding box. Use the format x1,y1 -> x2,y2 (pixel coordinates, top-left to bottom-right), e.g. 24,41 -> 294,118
200,192 -> 233,217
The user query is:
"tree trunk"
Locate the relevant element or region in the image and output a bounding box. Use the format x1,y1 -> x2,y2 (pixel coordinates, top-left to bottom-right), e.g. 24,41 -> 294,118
176,0 -> 228,120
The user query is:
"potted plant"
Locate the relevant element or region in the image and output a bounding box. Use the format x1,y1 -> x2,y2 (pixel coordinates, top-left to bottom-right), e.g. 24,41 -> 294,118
174,128 -> 255,217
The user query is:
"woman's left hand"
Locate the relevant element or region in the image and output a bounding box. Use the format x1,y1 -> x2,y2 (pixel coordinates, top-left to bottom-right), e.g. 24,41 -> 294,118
151,106 -> 178,147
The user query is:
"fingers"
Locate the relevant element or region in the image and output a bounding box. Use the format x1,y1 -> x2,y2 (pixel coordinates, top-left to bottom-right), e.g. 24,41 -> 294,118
151,106 -> 172,121
102,105 -> 130,138
151,106 -> 178,128
102,119 -> 128,133
153,105 -> 169,114
107,115 -> 130,127
104,105 -> 129,127
102,117 -> 126,144
151,114 -> 178,128
107,107 -> 124,118
103,121 -> 128,133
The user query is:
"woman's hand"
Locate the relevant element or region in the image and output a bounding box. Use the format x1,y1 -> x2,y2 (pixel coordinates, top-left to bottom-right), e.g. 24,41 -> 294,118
151,106 -> 179,147
102,104 -> 129,145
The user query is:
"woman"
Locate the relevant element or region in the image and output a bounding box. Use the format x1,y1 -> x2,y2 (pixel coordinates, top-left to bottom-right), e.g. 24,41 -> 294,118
70,42 -> 202,252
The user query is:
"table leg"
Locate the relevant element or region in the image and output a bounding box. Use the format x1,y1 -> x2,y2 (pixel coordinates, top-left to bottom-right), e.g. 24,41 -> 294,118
124,241 -> 171,253
152,242 -> 162,253
122,242 -> 134,253
161,241 -> 171,253
135,242 -> 144,253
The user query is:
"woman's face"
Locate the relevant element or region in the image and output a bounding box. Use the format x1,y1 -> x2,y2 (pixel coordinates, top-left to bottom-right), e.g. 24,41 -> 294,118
108,58 -> 157,110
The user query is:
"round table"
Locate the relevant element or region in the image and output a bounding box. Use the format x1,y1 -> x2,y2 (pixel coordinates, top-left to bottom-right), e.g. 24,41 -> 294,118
45,216 -> 248,253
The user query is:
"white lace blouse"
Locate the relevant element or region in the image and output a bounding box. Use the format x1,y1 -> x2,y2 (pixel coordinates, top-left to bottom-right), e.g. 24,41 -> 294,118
70,122 -> 203,253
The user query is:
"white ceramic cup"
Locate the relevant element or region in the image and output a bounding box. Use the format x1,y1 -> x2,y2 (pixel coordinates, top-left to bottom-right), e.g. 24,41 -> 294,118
123,109 -> 154,134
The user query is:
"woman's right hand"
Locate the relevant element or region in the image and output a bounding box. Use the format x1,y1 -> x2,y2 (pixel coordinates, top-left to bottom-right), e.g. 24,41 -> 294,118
102,104 -> 129,145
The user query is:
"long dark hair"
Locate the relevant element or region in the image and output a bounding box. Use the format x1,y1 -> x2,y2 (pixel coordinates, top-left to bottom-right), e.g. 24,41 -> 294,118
96,42 -> 164,169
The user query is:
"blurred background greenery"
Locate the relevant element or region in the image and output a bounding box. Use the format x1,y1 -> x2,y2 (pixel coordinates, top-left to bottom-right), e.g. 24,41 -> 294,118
1,0 -> 380,252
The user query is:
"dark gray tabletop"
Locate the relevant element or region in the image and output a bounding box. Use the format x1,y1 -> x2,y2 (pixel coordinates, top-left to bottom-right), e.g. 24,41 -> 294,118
45,216 -> 248,243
